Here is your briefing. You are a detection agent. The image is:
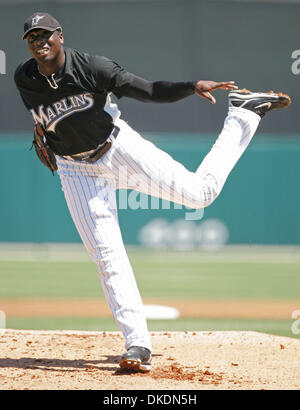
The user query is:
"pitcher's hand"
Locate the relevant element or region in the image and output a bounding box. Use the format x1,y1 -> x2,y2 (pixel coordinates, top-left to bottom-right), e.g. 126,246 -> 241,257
194,80 -> 238,104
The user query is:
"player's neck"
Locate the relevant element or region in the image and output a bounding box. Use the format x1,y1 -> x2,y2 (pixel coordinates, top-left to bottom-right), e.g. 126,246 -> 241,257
37,49 -> 65,77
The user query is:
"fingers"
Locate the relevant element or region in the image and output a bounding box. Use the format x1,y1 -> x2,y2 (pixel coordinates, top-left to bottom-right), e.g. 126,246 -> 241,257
194,80 -> 239,103
202,91 -> 216,104
211,81 -> 238,91
194,89 -> 216,103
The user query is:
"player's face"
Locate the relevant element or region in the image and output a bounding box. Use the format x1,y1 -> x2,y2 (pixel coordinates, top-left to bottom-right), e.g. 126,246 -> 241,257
26,29 -> 64,63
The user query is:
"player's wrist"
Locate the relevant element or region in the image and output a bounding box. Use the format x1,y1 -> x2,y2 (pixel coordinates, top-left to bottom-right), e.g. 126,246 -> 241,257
190,81 -> 197,93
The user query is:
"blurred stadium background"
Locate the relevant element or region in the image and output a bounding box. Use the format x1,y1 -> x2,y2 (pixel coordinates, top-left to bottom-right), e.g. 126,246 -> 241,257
0,0 -> 299,338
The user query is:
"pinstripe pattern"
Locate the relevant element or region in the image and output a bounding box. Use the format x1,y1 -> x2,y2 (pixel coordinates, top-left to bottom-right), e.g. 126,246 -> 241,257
56,106 -> 260,351
59,172 -> 151,350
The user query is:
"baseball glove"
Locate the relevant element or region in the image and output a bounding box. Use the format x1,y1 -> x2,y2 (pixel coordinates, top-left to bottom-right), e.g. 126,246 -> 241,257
32,123 -> 57,175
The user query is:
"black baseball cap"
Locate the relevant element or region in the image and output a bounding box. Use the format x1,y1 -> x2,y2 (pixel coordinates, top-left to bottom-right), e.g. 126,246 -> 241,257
22,12 -> 62,40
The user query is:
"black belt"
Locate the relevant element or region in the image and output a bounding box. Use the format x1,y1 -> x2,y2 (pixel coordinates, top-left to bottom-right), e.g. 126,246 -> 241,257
63,126 -> 120,163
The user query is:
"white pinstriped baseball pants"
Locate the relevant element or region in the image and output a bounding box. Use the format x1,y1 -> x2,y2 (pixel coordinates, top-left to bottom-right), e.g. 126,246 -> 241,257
56,106 -> 260,351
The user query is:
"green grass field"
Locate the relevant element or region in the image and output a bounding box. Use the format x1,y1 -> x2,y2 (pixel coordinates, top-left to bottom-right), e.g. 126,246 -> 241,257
0,245 -> 299,338
6,317 -> 294,340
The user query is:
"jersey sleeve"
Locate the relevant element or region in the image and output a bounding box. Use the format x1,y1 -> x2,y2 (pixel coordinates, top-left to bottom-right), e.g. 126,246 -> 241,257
90,56 -> 134,97
122,75 -> 196,103
14,63 -> 24,89
90,56 -> 195,103
14,63 -> 32,110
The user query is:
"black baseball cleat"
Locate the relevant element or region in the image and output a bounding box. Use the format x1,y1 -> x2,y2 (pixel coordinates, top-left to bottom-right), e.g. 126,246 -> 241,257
228,89 -> 291,117
119,346 -> 152,372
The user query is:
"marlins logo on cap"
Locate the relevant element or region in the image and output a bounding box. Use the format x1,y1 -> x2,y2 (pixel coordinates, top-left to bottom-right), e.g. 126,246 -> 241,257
32,15 -> 45,26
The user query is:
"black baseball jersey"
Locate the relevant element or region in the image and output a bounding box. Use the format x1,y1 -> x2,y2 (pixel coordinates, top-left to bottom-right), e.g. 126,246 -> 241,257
14,47 -> 195,156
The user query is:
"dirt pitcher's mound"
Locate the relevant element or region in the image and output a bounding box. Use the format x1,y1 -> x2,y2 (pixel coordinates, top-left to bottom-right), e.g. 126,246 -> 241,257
0,330 -> 299,390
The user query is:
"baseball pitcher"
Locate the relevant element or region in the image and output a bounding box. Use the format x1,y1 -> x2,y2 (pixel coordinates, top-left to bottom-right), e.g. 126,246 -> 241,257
15,12 -> 290,372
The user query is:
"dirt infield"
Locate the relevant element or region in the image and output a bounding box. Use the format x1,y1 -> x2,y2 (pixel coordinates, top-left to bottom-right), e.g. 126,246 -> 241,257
1,298 -> 299,319
0,330 -> 299,390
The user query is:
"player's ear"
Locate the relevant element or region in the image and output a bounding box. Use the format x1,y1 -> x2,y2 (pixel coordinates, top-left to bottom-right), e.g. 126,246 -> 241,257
57,30 -> 64,45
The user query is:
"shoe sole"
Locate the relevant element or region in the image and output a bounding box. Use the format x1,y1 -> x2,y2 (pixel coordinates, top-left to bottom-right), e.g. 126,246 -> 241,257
229,89 -> 291,109
119,358 -> 151,372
